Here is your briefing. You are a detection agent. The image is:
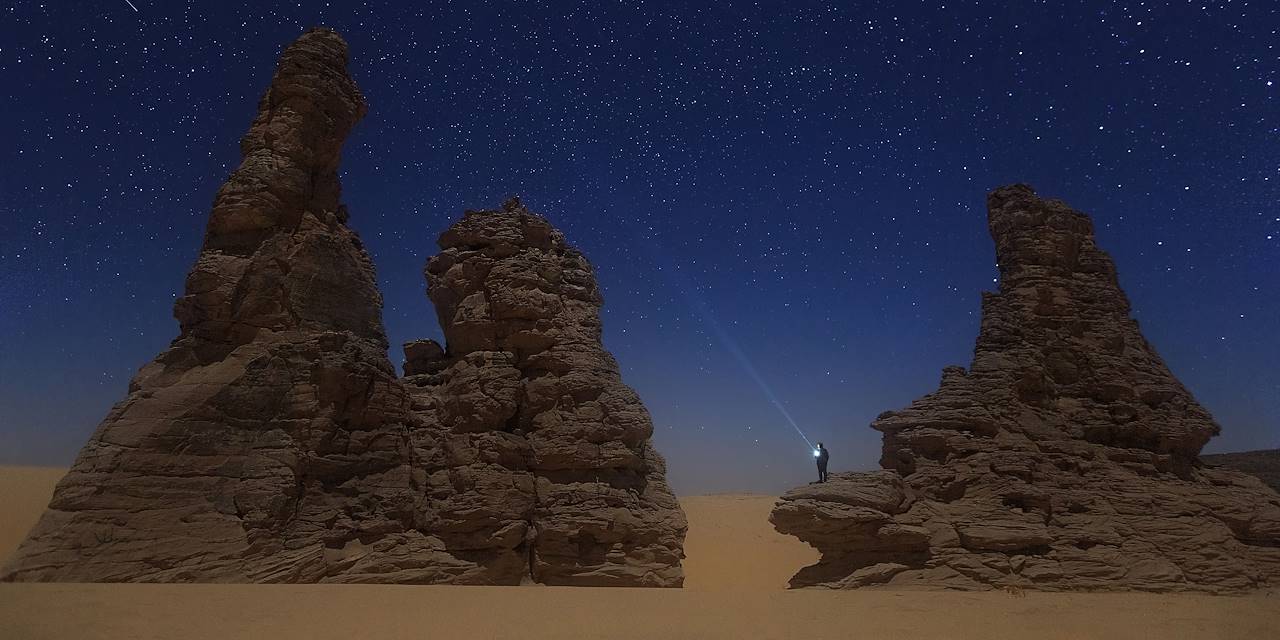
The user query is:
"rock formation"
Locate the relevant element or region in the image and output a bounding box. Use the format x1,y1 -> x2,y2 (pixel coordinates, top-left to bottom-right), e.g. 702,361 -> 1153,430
0,28 -> 416,582
399,198 -> 687,586
2,29 -> 685,586
1203,449 -> 1280,493
771,185 -> 1280,593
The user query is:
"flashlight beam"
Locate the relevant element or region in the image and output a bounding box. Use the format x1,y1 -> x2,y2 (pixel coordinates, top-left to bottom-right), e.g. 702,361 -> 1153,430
670,272 -> 816,452
709,321 -> 815,451
632,235 -> 818,453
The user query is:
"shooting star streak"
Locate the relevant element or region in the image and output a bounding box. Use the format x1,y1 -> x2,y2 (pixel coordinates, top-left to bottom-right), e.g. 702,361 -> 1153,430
124,0 -> 139,12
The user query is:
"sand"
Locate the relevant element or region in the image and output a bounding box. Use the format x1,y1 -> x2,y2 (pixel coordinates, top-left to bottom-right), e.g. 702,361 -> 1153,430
1,466 -> 1276,639
0,466 -> 68,559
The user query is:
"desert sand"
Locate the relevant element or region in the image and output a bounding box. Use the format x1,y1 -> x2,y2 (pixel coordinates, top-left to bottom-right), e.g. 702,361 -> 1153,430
1,466 -> 1276,639
0,466 -> 68,559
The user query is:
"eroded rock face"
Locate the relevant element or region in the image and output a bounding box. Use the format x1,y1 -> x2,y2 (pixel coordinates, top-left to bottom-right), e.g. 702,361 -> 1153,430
2,30 -> 685,586
771,185 -> 1280,592
401,198 -> 687,586
0,28 -> 428,583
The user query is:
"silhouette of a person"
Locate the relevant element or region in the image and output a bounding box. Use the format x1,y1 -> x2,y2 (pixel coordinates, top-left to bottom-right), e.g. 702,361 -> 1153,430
815,442 -> 830,483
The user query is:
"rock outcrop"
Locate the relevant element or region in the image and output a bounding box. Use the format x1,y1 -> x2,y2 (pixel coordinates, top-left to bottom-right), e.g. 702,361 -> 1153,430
399,198 -> 687,586
1203,449 -> 1280,493
0,28 -> 419,582
771,185 -> 1280,593
2,29 -> 684,586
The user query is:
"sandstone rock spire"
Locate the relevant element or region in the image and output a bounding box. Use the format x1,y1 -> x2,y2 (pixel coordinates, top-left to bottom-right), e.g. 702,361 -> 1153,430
3,31 -> 686,585
401,197 -> 687,586
1,28 -> 416,582
770,185 -> 1280,592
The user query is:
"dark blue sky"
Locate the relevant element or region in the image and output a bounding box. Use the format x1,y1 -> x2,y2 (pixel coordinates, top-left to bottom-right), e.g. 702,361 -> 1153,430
1,1 -> 1276,494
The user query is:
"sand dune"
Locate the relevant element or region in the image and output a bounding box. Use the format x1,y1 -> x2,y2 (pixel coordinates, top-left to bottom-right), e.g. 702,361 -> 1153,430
2,466 -> 1276,639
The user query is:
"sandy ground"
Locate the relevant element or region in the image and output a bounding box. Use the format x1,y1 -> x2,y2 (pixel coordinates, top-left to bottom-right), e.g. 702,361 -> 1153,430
0,466 -> 68,559
2,466 -> 1277,639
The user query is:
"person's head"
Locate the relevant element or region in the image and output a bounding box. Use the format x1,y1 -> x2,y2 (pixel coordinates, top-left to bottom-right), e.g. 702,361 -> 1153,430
818,442 -> 824,449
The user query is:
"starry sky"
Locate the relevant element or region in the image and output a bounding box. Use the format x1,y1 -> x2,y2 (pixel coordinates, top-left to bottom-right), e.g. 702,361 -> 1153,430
1,1 -> 1276,495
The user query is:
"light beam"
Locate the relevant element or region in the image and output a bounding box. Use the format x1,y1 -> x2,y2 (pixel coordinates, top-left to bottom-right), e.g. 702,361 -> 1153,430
665,264 -> 817,452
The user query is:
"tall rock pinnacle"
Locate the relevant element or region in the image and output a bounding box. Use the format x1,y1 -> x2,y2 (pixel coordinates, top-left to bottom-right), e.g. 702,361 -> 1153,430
3,31 -> 686,586
401,197 -> 687,586
1,28 -> 413,582
770,185 -> 1280,593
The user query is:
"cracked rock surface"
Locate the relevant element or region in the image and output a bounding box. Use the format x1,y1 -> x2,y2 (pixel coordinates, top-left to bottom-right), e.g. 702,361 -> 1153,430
771,185 -> 1280,593
2,29 -> 684,586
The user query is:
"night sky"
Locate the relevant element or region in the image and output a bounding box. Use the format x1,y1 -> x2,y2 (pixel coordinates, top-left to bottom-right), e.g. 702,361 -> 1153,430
1,1 -> 1276,494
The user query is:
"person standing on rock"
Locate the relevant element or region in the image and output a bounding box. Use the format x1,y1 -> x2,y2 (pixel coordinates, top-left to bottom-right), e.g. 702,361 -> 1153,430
815,443 -> 830,483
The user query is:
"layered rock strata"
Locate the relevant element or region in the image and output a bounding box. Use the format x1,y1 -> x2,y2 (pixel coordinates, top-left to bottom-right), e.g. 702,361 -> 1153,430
2,29 -> 685,586
400,198 -> 687,586
1,28 -> 420,582
771,185 -> 1280,593
1202,449 -> 1280,493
